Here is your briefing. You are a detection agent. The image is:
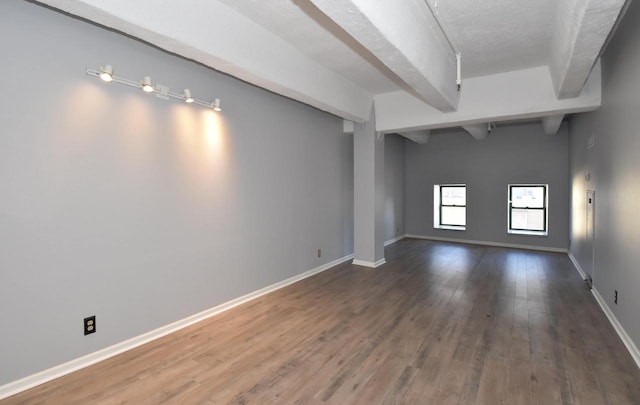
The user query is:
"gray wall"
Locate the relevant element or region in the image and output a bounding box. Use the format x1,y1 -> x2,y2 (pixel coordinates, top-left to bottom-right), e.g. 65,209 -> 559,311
0,1 -> 353,385
405,123 -> 570,249
384,134 -> 406,242
569,0 -> 640,350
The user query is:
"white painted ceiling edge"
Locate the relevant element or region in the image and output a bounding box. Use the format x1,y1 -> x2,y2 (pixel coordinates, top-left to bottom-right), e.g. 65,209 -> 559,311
34,0 -> 626,136
549,0 -> 628,99
375,63 -> 602,134
396,130 -> 431,144
35,0 -> 374,122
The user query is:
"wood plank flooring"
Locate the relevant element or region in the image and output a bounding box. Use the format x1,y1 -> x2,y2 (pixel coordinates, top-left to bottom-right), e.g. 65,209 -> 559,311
4,239 -> 640,404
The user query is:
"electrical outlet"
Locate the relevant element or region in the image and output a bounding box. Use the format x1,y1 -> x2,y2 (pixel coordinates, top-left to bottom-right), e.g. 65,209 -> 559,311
396,226 -> 400,234
317,249 -> 321,258
84,315 -> 96,335
614,290 -> 618,305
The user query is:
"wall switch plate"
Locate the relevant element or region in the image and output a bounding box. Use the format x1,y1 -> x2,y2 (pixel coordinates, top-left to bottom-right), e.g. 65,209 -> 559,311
84,315 -> 96,335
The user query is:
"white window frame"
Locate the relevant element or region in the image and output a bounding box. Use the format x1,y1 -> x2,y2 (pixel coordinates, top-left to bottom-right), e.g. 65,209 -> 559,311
508,184 -> 548,236
434,184 -> 466,231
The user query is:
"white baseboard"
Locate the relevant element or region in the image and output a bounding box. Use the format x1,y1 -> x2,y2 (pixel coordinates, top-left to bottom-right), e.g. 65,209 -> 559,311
384,234 -> 407,246
566,253 -> 639,369
352,258 -> 386,268
591,287 -> 640,369
0,253 -> 354,400
404,234 -> 568,253
567,251 -> 588,280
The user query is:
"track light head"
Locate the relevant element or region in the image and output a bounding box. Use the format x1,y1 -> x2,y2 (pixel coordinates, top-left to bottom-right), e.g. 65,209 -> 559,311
212,98 -> 222,112
183,89 -> 194,103
141,76 -> 154,93
99,65 -> 113,82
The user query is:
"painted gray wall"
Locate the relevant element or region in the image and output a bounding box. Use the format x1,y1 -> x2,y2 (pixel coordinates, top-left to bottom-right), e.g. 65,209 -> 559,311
0,1 -> 353,385
569,0 -> 640,350
384,134 -> 406,242
405,123 -> 570,249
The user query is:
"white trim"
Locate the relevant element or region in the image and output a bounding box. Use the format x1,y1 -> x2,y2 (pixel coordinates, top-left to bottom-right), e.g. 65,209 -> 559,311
567,250 -> 588,280
404,234 -> 568,253
352,258 -> 387,268
566,253 -> 639,369
507,230 -> 548,236
435,225 -> 466,231
591,287 -> 640,369
0,253 -> 354,400
384,234 -> 407,246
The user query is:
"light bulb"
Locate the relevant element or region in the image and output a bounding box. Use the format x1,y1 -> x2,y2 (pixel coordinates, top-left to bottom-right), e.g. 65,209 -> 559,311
212,98 -> 222,112
141,76 -> 154,93
184,89 -> 194,103
99,65 -> 113,82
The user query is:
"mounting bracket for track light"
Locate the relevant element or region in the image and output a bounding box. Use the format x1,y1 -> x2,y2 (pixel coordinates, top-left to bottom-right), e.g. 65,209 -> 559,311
155,85 -> 170,100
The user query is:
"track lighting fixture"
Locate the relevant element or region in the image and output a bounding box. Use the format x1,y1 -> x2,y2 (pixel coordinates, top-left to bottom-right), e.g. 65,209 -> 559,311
99,65 -> 113,82
85,64 -> 222,111
183,89 -> 194,103
141,76 -> 154,93
212,98 -> 222,112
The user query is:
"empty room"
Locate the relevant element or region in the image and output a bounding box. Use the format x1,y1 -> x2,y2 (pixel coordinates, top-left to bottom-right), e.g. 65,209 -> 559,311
2,0 -> 640,403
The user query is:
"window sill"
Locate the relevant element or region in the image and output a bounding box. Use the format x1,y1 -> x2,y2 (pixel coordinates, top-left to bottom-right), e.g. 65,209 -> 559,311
435,225 -> 466,231
508,230 -> 548,236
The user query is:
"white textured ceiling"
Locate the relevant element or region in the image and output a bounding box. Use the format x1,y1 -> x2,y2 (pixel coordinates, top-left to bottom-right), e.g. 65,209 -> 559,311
217,0 -> 401,93
35,0 -> 627,131
431,0 -> 559,78
219,0 -> 561,88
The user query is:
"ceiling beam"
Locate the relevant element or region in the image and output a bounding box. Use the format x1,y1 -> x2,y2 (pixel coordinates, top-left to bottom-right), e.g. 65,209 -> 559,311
549,0 -> 627,99
375,64 -> 601,134
542,115 -> 565,135
307,0 -> 459,112
343,120 -> 355,134
462,124 -> 488,141
397,130 -> 430,144
34,0 -> 374,122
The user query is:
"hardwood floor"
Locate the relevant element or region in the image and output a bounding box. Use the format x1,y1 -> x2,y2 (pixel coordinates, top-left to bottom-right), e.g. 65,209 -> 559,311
4,239 -> 640,404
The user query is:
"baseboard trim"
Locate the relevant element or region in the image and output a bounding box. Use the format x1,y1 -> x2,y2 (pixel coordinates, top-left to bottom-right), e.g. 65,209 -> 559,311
0,253 -> 354,400
384,234 -> 407,246
567,251 -> 588,280
352,258 -> 386,268
591,287 -> 640,369
404,234 -> 568,253
568,252 -> 640,369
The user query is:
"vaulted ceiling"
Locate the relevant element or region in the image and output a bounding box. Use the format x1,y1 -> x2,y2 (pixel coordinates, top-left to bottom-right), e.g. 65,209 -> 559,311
36,0 -> 628,138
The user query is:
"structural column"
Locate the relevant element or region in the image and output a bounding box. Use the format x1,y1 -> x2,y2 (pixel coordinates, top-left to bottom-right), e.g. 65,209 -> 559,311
353,107 -> 386,268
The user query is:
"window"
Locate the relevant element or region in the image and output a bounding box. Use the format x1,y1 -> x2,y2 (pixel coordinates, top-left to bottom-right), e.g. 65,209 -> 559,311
434,184 -> 466,230
508,184 -> 548,235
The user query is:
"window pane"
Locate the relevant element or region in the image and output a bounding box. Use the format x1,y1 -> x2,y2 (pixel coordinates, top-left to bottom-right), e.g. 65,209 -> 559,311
511,209 -> 545,231
511,187 -> 543,208
511,186 -> 544,208
442,187 -> 466,206
442,206 -> 466,226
